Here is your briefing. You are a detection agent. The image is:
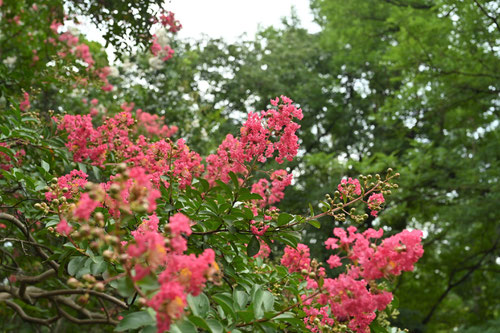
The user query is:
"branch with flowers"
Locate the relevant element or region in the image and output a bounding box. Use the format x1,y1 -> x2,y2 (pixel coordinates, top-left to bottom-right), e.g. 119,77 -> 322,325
0,3 -> 424,333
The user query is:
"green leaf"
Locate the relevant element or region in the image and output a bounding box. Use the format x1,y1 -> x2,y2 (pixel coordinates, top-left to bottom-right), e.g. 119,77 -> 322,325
308,203 -> 315,217
238,188 -> 263,201
114,311 -> 155,331
212,293 -> 236,320
115,276 -> 136,298
170,319 -> 197,333
187,293 -> 209,317
308,219 -> 321,229
247,235 -> 260,257
252,288 -> 265,319
233,288 -> 249,310
229,171 -> 240,189
277,213 -> 293,226
67,256 -> 86,276
206,319 -> 224,333
187,315 -> 210,331
41,160 -> 50,172
370,321 -> 389,333
261,291 -> 274,312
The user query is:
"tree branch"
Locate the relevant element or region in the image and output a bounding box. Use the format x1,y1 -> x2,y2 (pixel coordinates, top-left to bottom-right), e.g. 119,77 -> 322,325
3,299 -> 59,325
0,213 -> 59,271
421,237 -> 499,324
30,288 -> 128,309
474,0 -> 500,33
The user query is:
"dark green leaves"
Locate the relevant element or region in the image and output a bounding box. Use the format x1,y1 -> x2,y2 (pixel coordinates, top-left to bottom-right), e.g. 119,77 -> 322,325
247,235 -> 260,257
114,311 -> 155,331
277,213 -> 293,226
187,293 -> 210,317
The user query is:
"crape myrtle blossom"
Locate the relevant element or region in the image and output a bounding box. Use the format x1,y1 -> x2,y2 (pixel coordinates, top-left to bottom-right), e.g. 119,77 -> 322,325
52,170 -> 219,333
280,243 -> 311,273
0,142 -> 25,172
159,11 -> 182,33
206,96 -> 302,185
54,110 -> 202,190
127,213 -> 218,332
281,227 -> 423,332
45,170 -> 88,201
338,177 -> 362,197
49,19 -> 113,89
251,169 -> 293,208
367,193 -> 385,217
19,92 -> 30,111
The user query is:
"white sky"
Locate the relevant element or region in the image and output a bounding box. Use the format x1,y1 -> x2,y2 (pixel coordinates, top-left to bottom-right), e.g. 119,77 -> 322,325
166,0 -> 320,41
80,0 -> 319,63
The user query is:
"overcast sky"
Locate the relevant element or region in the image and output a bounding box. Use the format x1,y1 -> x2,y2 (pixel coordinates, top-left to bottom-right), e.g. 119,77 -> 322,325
165,0 -> 319,41
81,0 -> 318,62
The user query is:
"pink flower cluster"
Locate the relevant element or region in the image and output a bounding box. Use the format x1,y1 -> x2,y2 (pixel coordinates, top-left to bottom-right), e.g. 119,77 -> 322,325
56,219 -> 72,236
367,193 -> 385,217
251,169 -> 293,208
96,66 -> 114,91
0,143 -> 25,172
75,43 -> 95,67
136,108 -> 178,138
54,166 -> 159,220
159,11 -> 182,33
101,167 -> 161,218
151,36 -> 175,62
55,110 -> 202,190
338,177 -> 362,197
19,92 -> 30,111
45,170 -> 88,201
286,226 -> 423,332
280,243 -> 311,273
205,96 -> 302,185
127,213 -> 218,332
50,19 -> 112,89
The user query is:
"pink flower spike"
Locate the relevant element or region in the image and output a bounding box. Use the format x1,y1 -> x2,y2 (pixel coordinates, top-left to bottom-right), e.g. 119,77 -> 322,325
326,255 -> 342,269
169,213 -> 192,236
56,219 -> 72,236
19,92 -> 30,111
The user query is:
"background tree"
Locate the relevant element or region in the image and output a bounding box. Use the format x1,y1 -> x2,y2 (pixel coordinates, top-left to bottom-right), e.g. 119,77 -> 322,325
182,1 -> 500,331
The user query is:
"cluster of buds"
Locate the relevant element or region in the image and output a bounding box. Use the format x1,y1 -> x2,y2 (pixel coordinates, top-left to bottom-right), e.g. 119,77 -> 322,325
34,201 -> 51,214
322,169 -> 400,222
300,258 -> 325,281
67,274 -> 105,291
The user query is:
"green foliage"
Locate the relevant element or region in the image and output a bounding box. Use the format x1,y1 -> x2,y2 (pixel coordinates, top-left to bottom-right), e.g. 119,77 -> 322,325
177,0 -> 500,331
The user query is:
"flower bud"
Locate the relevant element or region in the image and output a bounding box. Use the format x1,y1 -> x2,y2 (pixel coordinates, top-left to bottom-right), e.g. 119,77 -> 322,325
90,241 -> 100,250
67,277 -> 80,288
79,224 -> 91,236
77,293 -> 89,305
117,163 -> 127,173
94,282 -> 105,291
103,250 -> 114,259
82,274 -> 96,283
